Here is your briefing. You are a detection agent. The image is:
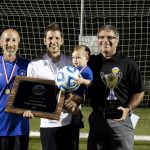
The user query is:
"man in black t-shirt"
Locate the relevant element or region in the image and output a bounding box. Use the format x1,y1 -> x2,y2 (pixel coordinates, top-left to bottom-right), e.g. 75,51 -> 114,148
87,25 -> 144,150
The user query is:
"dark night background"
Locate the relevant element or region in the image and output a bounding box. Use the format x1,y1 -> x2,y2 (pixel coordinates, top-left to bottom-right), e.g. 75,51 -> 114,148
0,0 -> 150,106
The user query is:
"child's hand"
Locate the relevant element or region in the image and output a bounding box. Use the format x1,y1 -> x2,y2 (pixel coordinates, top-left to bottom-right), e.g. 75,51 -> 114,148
75,74 -> 84,85
75,75 -> 91,86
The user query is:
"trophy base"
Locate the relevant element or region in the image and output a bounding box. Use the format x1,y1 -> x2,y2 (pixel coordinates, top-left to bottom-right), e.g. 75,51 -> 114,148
103,100 -> 123,119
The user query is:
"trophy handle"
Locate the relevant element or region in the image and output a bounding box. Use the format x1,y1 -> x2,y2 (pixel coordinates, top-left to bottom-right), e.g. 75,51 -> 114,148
100,72 -> 106,85
116,72 -> 122,87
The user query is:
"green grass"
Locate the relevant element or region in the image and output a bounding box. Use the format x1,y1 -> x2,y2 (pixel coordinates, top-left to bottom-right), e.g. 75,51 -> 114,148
133,108 -> 150,135
80,106 -> 92,132
29,138 -> 150,150
134,141 -> 150,150
30,118 -> 40,131
29,137 -> 41,150
29,107 -> 150,149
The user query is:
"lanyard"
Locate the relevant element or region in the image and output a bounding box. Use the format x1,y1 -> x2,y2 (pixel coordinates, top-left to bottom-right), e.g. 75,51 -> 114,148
79,64 -> 87,73
2,56 -> 17,85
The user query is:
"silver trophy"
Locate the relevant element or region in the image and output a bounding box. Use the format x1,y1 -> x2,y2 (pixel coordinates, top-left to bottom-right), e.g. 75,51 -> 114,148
100,72 -> 122,119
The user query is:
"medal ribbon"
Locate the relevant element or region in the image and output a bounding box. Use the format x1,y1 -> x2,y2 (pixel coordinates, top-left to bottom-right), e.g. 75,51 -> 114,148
2,56 -> 17,85
79,64 -> 87,73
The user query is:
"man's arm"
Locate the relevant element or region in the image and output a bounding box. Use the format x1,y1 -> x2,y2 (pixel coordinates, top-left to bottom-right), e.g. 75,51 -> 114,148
126,91 -> 145,110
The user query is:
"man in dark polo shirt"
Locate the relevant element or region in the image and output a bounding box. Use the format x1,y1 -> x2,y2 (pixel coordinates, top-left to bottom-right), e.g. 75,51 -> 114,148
87,25 -> 144,150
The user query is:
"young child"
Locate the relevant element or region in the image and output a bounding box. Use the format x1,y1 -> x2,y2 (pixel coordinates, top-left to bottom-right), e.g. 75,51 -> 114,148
69,45 -> 93,128
72,45 -> 93,95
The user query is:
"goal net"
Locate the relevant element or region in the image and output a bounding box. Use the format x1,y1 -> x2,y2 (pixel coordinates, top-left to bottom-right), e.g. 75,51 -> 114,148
0,0 -> 150,107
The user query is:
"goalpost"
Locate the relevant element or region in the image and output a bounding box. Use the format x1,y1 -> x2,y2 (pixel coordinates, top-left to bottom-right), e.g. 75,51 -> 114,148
0,0 -> 150,107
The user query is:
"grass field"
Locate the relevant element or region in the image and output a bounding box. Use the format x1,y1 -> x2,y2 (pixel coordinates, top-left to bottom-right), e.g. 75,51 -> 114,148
29,138 -> 150,150
29,107 -> 150,150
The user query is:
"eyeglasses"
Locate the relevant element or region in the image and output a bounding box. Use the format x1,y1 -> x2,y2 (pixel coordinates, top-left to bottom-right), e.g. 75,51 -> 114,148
97,36 -> 117,40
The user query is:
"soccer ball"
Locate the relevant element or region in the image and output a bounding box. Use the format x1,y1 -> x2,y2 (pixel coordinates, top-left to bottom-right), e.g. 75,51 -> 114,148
56,66 -> 80,92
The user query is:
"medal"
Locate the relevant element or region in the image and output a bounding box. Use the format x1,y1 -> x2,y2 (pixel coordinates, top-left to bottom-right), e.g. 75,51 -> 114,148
5,88 -> 11,94
2,56 -> 17,95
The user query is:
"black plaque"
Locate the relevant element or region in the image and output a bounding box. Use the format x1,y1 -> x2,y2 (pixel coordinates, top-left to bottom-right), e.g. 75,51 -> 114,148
5,76 -> 65,120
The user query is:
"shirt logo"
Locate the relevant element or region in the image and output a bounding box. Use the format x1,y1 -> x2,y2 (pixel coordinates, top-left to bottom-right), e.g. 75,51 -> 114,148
112,67 -> 120,74
19,70 -> 27,76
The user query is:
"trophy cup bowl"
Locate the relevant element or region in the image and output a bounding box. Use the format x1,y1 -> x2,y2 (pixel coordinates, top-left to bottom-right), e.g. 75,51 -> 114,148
100,72 -> 122,119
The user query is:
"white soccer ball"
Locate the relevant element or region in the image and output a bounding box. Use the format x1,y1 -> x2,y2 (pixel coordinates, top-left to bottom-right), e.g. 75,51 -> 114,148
56,66 -> 80,92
